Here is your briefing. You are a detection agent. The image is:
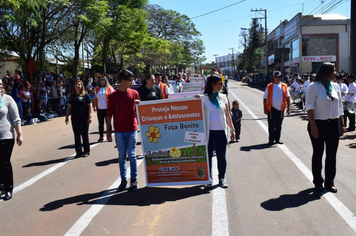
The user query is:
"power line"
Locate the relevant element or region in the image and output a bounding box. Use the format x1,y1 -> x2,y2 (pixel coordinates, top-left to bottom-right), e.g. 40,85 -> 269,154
191,0 -> 246,19
197,3 -> 303,28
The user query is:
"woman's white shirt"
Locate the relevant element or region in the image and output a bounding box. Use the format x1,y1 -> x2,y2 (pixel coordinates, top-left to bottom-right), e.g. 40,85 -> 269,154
210,99 -> 227,130
96,87 -> 113,109
306,81 -> 343,120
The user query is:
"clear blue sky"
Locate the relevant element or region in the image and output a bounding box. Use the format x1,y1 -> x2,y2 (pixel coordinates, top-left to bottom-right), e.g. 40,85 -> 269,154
148,0 -> 351,63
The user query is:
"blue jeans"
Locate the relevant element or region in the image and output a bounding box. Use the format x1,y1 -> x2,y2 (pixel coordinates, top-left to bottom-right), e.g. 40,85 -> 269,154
114,131 -> 137,180
208,130 -> 227,179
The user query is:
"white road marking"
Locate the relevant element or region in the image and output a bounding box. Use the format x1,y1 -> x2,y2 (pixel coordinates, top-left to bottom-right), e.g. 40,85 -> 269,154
211,158 -> 229,236
230,88 -> 356,233
12,143 -> 99,195
65,159 -> 143,236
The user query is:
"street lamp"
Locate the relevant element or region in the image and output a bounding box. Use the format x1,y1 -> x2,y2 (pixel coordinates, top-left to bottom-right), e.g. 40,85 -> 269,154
240,28 -> 248,76
213,54 -> 218,67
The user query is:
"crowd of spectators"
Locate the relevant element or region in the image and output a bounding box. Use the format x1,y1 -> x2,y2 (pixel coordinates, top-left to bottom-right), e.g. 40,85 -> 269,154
2,69 -> 198,127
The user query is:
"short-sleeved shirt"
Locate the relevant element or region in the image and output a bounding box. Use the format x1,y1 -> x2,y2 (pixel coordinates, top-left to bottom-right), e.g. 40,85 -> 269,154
231,108 -> 242,124
306,81 -> 343,120
107,88 -> 140,132
137,86 -> 162,101
69,93 -> 91,120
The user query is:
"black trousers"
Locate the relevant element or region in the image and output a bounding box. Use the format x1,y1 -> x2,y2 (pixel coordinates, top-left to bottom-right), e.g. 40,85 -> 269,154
71,118 -> 90,154
97,109 -> 111,137
344,109 -> 355,130
233,122 -> 241,140
267,107 -> 284,143
308,119 -> 339,187
0,139 -> 15,191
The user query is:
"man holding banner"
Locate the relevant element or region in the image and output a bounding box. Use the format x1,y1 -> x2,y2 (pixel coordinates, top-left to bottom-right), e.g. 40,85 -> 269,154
106,69 -> 141,192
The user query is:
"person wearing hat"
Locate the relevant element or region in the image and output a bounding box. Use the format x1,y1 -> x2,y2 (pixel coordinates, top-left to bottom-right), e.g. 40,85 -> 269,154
263,71 -> 290,146
344,74 -> 356,131
336,73 -> 348,100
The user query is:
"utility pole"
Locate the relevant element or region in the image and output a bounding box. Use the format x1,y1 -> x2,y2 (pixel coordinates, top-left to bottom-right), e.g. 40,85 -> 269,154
251,8 -> 268,77
240,28 -> 248,76
351,0 -> 356,74
213,54 -> 218,68
228,48 -> 235,76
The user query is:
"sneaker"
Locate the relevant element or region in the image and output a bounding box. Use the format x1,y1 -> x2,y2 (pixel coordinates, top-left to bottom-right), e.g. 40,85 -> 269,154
219,178 -> 228,188
205,179 -> 213,189
97,137 -> 104,142
117,180 -> 127,192
129,179 -> 138,191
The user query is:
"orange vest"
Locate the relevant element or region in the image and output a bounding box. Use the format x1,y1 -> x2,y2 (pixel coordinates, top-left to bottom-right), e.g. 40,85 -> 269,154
94,85 -> 113,108
266,82 -> 288,112
159,83 -> 168,99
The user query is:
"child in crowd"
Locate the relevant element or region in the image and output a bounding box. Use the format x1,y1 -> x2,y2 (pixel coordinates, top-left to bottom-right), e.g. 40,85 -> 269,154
231,100 -> 243,142
34,99 -> 49,121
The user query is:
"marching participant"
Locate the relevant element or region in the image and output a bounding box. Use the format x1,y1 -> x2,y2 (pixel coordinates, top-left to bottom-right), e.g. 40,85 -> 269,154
302,75 -> 310,112
344,74 -> 356,132
306,62 -> 344,193
337,73 -> 348,100
263,71 -> 290,146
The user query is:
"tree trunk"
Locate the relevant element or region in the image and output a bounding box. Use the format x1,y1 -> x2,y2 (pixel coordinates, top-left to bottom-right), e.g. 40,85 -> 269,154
73,41 -> 80,79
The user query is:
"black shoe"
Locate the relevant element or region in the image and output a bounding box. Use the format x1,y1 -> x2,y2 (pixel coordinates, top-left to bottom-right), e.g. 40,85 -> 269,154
315,186 -> 324,192
275,140 -> 284,144
3,191 -> 12,201
82,152 -> 90,157
117,180 -> 127,192
346,128 -> 355,132
267,141 -> 274,146
326,185 -> 337,193
129,179 -> 138,192
75,152 -> 83,158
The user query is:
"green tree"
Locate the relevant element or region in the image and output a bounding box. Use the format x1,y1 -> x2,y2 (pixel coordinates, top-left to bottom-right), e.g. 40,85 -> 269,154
245,18 -> 264,72
145,4 -> 205,73
94,0 -> 148,75
0,0 -> 70,88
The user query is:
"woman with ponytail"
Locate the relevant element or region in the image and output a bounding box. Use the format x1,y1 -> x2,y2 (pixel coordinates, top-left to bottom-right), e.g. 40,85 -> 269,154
306,62 -> 344,193
195,75 -> 235,189
94,76 -> 114,142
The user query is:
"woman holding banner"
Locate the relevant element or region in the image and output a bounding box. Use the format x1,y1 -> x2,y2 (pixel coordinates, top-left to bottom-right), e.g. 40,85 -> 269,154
137,74 -> 162,101
195,75 -> 235,189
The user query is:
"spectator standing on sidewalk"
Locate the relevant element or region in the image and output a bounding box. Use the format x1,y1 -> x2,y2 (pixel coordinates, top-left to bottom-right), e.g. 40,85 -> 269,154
93,76 -> 114,142
106,69 -> 141,192
0,78 -> 23,201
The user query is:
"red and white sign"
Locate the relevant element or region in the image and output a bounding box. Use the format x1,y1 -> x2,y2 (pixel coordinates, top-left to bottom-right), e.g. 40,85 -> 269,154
302,55 -> 336,62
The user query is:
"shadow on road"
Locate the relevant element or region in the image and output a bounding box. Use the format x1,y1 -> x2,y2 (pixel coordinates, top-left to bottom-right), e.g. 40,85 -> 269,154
22,156 -> 75,167
240,143 -> 276,151
57,142 -> 97,150
40,186 -> 210,211
260,188 -> 321,211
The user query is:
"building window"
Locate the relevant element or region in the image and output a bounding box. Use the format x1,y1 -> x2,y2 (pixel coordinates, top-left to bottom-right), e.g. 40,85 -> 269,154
284,44 -> 291,61
302,37 -> 336,56
292,38 -> 299,59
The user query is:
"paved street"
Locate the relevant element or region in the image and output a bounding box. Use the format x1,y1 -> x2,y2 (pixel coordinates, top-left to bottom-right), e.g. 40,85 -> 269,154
1,80 -> 356,236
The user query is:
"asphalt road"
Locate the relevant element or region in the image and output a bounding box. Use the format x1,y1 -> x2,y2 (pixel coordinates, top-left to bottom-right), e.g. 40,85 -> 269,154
1,80 -> 356,236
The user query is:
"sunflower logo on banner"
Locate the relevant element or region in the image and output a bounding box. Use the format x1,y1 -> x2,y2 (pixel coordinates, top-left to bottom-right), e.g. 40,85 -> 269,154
169,147 -> 181,158
146,125 -> 161,143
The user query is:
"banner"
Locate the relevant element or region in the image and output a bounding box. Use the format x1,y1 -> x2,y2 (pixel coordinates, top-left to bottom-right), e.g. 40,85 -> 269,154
137,97 -> 209,186
168,81 -> 204,93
